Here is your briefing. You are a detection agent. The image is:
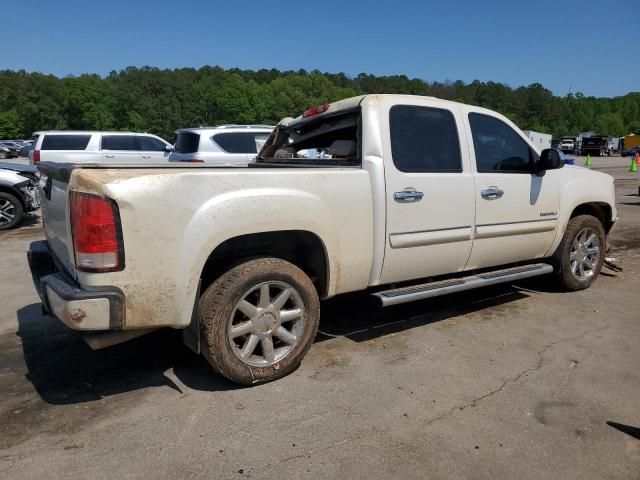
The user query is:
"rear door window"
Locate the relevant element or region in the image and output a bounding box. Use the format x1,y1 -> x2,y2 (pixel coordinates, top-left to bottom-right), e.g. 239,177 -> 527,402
138,135 -> 167,152
41,134 -> 91,150
212,133 -> 252,153
389,105 -> 462,173
174,132 -> 200,154
102,135 -> 138,151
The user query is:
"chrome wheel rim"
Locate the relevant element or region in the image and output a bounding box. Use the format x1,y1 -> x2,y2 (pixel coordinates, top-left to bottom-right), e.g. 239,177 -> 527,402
228,281 -> 305,367
570,227 -> 600,281
0,199 -> 16,225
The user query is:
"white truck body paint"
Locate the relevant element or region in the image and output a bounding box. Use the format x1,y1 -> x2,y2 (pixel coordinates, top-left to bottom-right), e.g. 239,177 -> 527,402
34,94 -> 617,332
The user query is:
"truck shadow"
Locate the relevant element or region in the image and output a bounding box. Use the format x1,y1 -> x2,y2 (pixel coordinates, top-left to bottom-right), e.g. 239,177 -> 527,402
317,283 -> 531,343
15,280 -> 545,404
15,304 -> 239,404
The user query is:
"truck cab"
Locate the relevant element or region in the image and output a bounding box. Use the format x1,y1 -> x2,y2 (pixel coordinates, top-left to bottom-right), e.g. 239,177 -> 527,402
560,138 -> 575,153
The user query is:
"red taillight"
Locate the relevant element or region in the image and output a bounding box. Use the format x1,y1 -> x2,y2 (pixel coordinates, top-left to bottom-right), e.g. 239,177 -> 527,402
70,192 -> 123,272
302,103 -> 330,118
33,150 -> 40,163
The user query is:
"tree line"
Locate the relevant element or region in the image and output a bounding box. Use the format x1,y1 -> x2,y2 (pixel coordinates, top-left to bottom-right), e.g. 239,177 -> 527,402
0,66 -> 638,141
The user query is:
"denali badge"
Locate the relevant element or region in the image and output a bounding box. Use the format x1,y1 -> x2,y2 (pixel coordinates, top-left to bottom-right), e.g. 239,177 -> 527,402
540,211 -> 557,217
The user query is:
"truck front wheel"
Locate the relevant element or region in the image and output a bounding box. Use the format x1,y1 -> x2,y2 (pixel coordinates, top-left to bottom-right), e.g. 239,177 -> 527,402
553,215 -> 605,291
199,258 -> 320,385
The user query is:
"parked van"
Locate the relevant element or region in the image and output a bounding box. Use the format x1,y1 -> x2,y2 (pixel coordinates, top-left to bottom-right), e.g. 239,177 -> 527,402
29,131 -> 172,165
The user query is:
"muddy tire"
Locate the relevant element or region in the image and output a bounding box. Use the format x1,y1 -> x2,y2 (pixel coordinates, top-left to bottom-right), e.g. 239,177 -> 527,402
199,258 -> 320,386
552,215 -> 605,291
0,192 -> 23,230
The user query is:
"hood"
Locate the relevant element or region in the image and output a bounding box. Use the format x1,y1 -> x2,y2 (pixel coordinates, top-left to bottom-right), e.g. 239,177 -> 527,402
0,162 -> 39,174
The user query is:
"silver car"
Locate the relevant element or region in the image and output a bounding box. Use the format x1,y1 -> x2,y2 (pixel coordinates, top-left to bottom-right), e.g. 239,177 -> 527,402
169,125 -> 273,165
0,162 -> 40,230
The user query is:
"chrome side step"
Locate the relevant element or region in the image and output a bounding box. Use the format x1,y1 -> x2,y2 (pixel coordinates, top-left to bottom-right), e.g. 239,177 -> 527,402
373,263 -> 553,307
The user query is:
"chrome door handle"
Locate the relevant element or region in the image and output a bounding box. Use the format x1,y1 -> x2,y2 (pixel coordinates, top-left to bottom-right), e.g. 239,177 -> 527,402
393,189 -> 424,203
105,155 -> 115,158
481,186 -> 504,200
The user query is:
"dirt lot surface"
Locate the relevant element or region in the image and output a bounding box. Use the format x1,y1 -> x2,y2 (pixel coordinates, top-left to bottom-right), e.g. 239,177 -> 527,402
1,156 -> 639,479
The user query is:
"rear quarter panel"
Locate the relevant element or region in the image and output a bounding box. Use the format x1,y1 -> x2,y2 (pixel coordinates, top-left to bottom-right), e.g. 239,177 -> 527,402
70,168 -> 374,329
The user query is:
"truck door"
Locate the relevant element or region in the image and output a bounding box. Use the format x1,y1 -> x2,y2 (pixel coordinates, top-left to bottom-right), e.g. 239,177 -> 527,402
379,98 -> 475,284
463,111 -> 560,269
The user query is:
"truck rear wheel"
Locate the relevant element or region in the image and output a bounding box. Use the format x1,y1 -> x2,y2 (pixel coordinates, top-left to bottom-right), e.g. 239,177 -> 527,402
553,215 -> 605,291
199,258 -> 320,385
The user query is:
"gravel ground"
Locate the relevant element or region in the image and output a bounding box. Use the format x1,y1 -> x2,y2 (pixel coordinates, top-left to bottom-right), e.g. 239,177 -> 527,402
0,156 -> 638,479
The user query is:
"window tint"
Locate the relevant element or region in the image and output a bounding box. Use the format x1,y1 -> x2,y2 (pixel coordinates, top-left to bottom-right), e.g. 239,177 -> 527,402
469,114 -> 531,173
138,135 -> 167,152
102,135 -> 137,151
389,105 -> 462,173
174,132 -> 200,154
41,134 -> 91,150
212,132 -> 251,154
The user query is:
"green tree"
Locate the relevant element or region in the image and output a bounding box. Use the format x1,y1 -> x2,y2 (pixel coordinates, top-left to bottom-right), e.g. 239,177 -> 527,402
596,112 -> 625,136
0,66 -> 637,140
0,109 -> 24,138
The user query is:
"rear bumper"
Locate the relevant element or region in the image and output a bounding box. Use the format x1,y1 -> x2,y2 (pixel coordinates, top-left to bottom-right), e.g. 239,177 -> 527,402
27,240 -> 124,331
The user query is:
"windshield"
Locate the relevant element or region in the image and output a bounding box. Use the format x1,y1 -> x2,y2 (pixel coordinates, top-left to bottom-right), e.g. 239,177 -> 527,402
258,110 -> 360,165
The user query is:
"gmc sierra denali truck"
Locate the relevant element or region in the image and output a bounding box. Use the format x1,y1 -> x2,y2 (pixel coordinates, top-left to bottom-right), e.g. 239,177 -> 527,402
28,94 -> 618,385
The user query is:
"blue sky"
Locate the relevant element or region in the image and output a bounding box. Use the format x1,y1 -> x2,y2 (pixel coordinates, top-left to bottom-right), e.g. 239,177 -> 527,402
2,0 -> 637,97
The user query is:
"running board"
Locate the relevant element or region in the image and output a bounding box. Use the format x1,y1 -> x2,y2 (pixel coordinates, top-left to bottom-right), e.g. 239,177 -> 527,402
373,263 -> 553,307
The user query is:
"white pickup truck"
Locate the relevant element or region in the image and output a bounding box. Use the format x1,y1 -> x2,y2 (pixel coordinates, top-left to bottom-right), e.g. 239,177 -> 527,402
28,94 -> 618,385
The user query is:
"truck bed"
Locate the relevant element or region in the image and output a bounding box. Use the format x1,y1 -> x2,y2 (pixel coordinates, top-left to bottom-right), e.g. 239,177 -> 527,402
36,161 -> 375,330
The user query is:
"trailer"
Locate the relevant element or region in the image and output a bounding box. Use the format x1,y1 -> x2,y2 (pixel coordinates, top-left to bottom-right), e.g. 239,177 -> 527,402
522,130 -> 552,150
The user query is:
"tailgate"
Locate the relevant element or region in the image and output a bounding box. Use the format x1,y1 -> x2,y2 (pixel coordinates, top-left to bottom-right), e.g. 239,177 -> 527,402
38,163 -> 77,277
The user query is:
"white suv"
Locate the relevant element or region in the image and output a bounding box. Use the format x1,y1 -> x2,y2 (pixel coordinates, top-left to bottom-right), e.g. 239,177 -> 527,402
29,131 -> 173,165
169,125 -> 273,165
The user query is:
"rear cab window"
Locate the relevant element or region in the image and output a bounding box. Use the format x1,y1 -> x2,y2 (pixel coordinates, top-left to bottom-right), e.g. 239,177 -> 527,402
258,109 -> 360,166
41,134 -> 91,150
174,132 -> 201,154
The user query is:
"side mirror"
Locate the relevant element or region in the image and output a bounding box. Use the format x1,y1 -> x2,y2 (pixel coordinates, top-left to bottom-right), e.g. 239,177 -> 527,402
538,148 -> 564,172
165,145 -> 173,152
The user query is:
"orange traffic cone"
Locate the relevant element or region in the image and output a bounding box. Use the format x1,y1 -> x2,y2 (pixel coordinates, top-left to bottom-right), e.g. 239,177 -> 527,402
630,154 -> 638,173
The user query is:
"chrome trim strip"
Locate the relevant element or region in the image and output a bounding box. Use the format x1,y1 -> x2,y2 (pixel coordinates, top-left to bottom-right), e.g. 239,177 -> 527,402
476,218 -> 557,227
475,219 -> 557,239
389,226 -> 472,249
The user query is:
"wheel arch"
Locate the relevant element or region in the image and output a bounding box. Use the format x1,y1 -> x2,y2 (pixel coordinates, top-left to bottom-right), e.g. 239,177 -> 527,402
198,230 -> 331,298
570,201 -> 614,233
0,183 -> 26,210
